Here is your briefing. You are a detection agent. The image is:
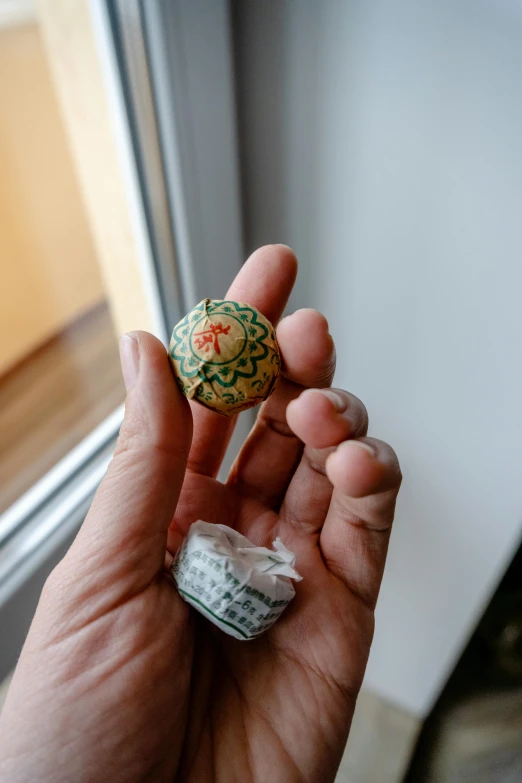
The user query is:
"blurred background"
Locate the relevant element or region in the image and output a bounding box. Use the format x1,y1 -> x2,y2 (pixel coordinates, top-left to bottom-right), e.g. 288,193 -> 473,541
0,2 -> 124,513
1,1 -> 522,781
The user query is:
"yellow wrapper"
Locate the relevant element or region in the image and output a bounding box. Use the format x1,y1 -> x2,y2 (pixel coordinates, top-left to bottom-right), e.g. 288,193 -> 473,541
169,299 -> 280,416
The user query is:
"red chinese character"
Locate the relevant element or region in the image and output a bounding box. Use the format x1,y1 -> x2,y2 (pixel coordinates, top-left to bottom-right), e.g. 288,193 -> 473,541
193,322 -> 230,354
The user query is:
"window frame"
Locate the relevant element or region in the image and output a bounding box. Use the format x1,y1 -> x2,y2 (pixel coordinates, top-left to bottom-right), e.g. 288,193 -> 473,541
0,0 -> 244,680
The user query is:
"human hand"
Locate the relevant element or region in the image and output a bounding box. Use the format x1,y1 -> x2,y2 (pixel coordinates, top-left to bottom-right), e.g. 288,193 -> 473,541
0,245 -> 401,783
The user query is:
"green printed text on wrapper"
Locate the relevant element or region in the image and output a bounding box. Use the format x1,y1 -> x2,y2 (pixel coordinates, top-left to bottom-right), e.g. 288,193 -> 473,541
170,521 -> 302,640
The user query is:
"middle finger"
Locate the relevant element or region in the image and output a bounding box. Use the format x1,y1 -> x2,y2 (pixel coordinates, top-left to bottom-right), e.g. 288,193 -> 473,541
227,308 -> 335,509
280,387 -> 369,535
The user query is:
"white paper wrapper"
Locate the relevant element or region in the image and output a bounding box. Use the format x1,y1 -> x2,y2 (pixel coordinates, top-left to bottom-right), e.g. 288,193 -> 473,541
170,520 -> 302,640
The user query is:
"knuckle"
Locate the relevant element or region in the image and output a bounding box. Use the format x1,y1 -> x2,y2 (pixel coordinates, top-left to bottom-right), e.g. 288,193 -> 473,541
114,415 -> 184,466
333,389 -> 369,435
304,445 -> 335,475
318,345 -> 337,387
315,341 -> 336,388
258,411 -> 296,439
40,561 -> 71,607
333,494 -> 394,534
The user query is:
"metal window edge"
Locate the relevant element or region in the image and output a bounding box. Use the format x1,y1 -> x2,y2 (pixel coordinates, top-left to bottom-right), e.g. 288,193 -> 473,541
0,443 -> 117,609
89,0 -> 170,344
140,0 -> 245,302
0,406 -> 123,546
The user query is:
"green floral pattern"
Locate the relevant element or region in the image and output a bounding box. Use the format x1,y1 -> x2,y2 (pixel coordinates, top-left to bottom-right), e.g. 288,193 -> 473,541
170,299 -> 278,389
169,299 -> 280,414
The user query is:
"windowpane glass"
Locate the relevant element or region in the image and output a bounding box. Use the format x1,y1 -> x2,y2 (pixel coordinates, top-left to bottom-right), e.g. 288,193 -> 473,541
0,17 -> 124,514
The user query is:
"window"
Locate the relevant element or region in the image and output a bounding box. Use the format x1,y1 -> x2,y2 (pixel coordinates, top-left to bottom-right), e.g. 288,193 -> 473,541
0,0 -> 244,680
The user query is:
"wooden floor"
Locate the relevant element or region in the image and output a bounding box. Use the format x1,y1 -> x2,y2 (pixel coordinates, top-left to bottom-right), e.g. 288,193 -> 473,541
0,302 -> 125,514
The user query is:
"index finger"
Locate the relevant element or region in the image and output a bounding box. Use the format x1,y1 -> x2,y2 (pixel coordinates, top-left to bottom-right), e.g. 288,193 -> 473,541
186,244 -> 298,477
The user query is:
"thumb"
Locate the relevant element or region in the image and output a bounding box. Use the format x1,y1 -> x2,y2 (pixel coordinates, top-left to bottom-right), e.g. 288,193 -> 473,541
63,331 -> 192,591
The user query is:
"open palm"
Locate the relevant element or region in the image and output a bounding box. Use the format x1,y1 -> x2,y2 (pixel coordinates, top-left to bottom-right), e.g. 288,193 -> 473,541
0,246 -> 400,783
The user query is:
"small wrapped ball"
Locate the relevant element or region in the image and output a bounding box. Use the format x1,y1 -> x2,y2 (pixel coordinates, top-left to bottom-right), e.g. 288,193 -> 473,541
169,299 -> 280,416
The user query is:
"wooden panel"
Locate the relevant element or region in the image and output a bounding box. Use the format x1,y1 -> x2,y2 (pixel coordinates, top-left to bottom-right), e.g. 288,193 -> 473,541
0,22 -> 106,375
36,0 -> 161,339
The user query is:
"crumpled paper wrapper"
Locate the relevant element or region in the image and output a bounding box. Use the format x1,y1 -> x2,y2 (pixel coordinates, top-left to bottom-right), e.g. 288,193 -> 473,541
169,299 -> 280,416
170,521 -> 302,640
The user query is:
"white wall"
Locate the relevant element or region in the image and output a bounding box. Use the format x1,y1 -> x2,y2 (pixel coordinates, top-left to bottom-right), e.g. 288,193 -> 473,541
234,0 -> 522,717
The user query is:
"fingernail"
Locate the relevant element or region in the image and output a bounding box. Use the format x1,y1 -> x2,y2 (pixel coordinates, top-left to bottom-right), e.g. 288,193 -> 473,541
350,440 -> 376,457
119,333 -> 140,392
321,389 -> 347,413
